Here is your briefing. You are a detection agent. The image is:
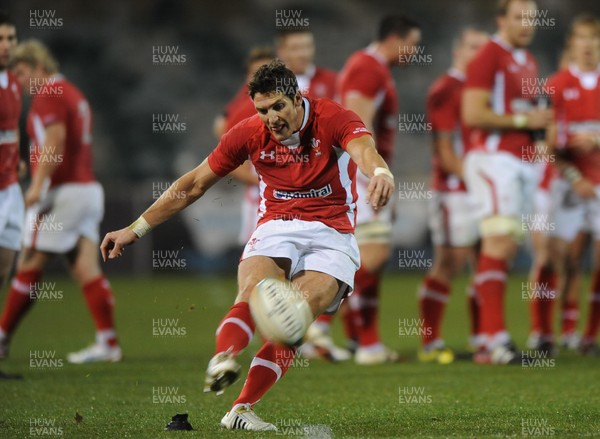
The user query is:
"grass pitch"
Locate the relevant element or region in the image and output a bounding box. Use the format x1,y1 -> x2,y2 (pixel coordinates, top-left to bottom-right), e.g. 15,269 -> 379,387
1,273 -> 599,438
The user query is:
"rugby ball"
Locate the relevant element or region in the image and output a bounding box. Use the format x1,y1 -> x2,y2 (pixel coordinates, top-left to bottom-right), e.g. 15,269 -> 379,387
249,278 -> 313,346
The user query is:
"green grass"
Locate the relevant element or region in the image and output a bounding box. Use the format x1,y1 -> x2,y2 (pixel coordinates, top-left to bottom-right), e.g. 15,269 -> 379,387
1,273 -> 599,438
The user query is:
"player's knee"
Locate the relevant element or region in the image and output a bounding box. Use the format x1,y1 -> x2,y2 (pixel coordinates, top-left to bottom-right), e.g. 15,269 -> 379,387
236,275 -> 266,303
17,250 -> 45,272
439,253 -> 463,280
428,265 -> 452,285
234,286 -> 253,304
71,260 -> 100,286
304,279 -> 339,317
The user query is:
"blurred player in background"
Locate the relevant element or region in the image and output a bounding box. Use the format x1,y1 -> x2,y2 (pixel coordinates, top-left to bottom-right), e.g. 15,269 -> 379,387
0,40 -> 121,364
213,47 -> 274,244
546,15 -> 600,355
462,0 -> 553,364
101,60 -> 394,430
337,14 -> 421,365
417,28 -> 488,364
276,29 -> 337,99
527,30 -> 589,353
0,12 -> 22,293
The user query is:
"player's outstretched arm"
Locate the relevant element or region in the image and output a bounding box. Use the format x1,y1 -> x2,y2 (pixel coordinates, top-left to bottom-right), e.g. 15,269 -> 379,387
345,135 -> 394,210
100,158 -> 221,261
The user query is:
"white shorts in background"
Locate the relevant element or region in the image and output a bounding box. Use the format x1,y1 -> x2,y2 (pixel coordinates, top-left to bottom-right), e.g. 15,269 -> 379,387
23,182 -> 104,253
0,183 -> 25,251
241,219 -> 360,314
355,171 -> 393,243
549,178 -> 600,242
428,190 -> 478,247
464,151 -> 541,221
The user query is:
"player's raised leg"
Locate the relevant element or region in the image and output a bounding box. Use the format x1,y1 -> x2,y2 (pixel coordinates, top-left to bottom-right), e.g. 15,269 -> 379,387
220,266 -> 341,432
205,255 -> 289,395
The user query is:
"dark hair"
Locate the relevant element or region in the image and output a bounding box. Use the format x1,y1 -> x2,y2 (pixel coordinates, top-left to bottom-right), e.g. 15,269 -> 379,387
248,59 -> 298,100
377,14 -> 420,41
0,10 -> 15,27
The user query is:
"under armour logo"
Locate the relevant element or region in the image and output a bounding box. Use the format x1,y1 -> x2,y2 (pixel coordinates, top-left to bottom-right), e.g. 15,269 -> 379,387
260,150 -> 276,160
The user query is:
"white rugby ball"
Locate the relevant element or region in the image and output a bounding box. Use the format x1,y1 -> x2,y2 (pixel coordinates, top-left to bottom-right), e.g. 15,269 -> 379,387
249,278 -> 313,346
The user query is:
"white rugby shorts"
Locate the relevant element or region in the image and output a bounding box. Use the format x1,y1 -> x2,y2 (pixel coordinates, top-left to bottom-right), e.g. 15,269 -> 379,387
428,190 -> 479,247
241,219 -> 360,314
23,182 -> 104,253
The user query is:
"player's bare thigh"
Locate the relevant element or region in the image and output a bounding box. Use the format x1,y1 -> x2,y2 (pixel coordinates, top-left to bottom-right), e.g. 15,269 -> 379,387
291,270 -> 341,316
66,236 -> 102,285
359,242 -> 391,273
236,256 -> 291,303
236,257 -> 341,316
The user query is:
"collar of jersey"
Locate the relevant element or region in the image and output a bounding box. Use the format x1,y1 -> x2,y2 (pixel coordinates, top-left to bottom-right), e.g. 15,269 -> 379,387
568,63 -> 600,90
365,44 -> 387,66
49,73 -> 65,82
279,97 -> 310,148
447,68 -> 465,82
296,64 -> 316,81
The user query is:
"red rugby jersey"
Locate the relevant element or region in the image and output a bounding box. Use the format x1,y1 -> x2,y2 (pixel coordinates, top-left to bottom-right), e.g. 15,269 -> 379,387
465,36 -> 539,160
0,70 -> 22,190
549,64 -> 600,183
208,97 -> 371,233
27,75 -> 95,188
